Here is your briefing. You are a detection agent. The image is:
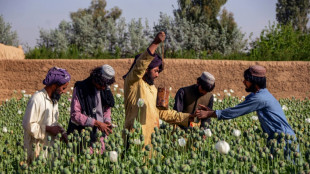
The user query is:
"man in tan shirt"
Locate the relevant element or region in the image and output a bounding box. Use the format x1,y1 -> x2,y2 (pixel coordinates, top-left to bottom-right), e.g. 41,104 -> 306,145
123,32 -> 194,146
22,67 -> 70,163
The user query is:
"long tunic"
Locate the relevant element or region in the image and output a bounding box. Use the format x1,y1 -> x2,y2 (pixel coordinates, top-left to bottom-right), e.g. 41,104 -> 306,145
70,87 -> 112,153
174,84 -> 214,127
215,88 -> 295,140
124,49 -> 190,145
22,89 -> 59,162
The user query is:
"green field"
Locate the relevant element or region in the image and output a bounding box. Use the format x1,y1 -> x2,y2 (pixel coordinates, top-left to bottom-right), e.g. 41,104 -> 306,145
0,87 -> 310,173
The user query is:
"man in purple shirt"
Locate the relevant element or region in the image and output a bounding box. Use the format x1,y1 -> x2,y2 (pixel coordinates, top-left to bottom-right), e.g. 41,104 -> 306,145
196,65 -> 295,141
67,65 -> 116,153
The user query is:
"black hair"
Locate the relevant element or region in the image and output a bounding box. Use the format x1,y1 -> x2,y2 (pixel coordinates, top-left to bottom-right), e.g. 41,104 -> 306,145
244,69 -> 266,89
90,67 -> 115,87
197,77 -> 215,92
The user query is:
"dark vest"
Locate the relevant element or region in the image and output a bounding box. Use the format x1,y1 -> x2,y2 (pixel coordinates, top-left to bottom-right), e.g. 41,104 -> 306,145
182,84 -> 212,114
67,77 -> 114,142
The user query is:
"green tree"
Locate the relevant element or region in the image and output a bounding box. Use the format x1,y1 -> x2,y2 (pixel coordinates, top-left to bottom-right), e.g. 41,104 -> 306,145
174,0 -> 227,29
0,15 -> 19,46
70,0 -> 122,23
276,0 -> 310,32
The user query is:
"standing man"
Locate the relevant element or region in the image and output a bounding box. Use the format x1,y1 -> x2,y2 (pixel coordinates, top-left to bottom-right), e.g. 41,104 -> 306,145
196,65 -> 296,141
174,72 -> 215,128
67,65 -> 115,154
123,31 -> 193,146
23,67 -> 71,163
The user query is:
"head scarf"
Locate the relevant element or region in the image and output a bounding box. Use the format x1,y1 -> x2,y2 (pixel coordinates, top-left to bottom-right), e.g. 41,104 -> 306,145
123,53 -> 163,79
43,67 -> 71,86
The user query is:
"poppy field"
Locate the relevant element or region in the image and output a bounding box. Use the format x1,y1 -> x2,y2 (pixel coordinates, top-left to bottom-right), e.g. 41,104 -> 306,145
0,87 -> 310,173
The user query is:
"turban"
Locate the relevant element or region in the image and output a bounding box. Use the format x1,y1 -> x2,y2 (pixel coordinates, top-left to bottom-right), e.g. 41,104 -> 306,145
43,67 -> 71,86
123,52 -> 163,79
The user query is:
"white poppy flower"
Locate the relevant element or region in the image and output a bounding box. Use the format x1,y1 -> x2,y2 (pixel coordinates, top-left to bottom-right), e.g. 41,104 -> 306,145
305,118 -> 310,123
116,94 -> 121,98
67,107 -> 71,112
5,99 -> 8,102
169,87 -> 172,91
251,116 -> 258,121
114,84 -> 119,88
21,90 -> 26,94
115,104 -> 119,109
23,94 -> 29,98
224,89 -> 228,93
61,103 -> 65,107
119,88 -> 124,93
232,129 -> 241,137
71,87 -> 74,91
214,98 -> 217,102
133,139 -> 141,145
159,119 -> 163,125
204,129 -> 212,137
282,105 -> 288,111
229,89 -> 234,93
178,138 -> 186,147
213,94 -> 216,97
226,93 -> 231,97
137,98 -> 144,107
66,91 -> 70,95
109,151 -> 118,162
112,123 -> 118,128
217,93 -> 220,96
218,99 -> 222,103
18,110 -> 22,115
215,141 -> 230,154
2,127 -> 8,133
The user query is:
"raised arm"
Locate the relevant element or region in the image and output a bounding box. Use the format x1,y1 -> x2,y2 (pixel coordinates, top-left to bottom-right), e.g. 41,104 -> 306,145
125,32 -> 166,83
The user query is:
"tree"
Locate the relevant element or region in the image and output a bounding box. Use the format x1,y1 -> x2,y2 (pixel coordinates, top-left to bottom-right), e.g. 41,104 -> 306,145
174,0 -> 227,29
70,0 -> 122,23
276,0 -> 310,32
0,15 -> 19,46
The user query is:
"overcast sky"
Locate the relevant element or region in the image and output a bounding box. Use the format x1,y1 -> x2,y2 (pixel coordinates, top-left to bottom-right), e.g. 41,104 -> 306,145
0,0 -> 277,48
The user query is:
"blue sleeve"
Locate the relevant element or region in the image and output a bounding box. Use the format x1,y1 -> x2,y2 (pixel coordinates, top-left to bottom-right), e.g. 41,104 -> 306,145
216,95 -> 265,120
173,88 -> 185,112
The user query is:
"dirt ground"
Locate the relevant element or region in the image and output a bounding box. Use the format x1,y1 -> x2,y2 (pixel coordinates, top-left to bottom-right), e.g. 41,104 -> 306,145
0,59 -> 309,103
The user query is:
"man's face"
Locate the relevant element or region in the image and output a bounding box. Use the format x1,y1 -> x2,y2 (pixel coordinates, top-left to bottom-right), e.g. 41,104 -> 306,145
243,79 -> 256,93
51,82 -> 69,102
198,85 -> 207,95
144,66 -> 160,85
94,83 -> 106,91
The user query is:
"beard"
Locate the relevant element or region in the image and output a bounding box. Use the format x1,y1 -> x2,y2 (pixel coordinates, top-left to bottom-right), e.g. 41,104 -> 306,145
51,89 -> 61,104
143,71 -> 154,85
245,83 -> 257,93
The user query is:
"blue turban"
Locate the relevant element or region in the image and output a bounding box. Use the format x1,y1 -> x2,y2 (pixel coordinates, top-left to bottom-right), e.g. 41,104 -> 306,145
123,51 -> 163,79
43,67 -> 71,86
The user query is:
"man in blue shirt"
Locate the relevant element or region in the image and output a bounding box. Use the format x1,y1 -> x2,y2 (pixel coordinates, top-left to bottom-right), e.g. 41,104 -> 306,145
196,65 -> 296,141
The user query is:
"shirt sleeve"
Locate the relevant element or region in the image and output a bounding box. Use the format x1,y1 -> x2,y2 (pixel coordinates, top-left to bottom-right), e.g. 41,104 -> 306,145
22,96 -> 46,140
103,107 -> 112,124
125,48 -> 155,84
173,88 -> 185,112
70,88 -> 95,127
216,95 -> 265,120
159,109 -> 190,127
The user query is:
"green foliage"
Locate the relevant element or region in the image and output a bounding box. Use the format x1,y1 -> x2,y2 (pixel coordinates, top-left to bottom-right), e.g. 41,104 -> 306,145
1,89 -> 310,173
0,15 -> 19,46
276,0 -> 310,32
249,23 -> 310,61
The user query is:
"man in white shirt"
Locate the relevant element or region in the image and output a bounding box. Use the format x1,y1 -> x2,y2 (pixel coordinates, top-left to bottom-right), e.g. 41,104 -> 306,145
22,67 -> 71,163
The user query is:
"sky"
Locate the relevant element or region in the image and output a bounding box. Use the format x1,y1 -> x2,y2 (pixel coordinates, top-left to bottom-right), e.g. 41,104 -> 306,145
0,0 -> 277,48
